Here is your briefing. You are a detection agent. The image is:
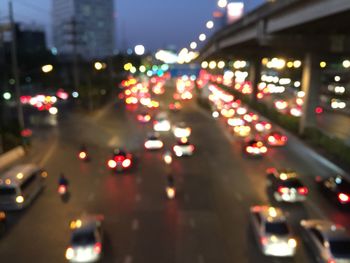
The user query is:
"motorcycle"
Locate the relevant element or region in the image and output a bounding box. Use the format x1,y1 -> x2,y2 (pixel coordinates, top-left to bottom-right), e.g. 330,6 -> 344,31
78,150 -> 88,161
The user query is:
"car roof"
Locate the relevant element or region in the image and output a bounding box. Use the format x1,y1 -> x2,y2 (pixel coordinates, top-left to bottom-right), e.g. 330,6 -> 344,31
70,216 -> 102,234
0,164 -> 40,187
251,206 -> 286,223
301,220 -> 349,240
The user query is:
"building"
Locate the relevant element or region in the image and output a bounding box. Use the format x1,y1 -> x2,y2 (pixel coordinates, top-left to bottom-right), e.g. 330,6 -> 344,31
52,0 -> 114,59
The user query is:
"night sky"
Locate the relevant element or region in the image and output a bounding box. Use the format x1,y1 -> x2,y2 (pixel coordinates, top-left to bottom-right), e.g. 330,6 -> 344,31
0,0 -> 263,52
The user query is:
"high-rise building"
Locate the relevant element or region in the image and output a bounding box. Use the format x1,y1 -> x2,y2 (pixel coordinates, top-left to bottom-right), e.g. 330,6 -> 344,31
52,0 -> 114,59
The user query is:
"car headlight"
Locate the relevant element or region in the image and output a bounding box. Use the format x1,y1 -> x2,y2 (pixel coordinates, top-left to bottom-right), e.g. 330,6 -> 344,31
16,195 -> 24,204
288,238 -> 297,248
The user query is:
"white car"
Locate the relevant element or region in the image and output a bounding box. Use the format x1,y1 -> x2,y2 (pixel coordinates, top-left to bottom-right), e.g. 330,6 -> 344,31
300,219 -> 350,262
250,206 -> 297,257
153,119 -> 171,132
66,215 -> 104,262
172,122 -> 191,138
144,134 -> 164,150
173,139 -> 194,157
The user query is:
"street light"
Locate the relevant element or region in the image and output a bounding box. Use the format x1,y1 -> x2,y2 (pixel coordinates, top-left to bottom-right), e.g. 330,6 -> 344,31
206,20 -> 214,29
94,62 -> 103,70
190,42 -> 197,49
218,0 -> 228,8
342,60 -> 350,68
41,64 -> 53,73
134,45 -> 145,56
199,33 -> 206,42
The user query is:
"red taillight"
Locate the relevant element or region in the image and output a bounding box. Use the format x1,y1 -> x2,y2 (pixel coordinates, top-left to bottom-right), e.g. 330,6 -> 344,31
327,259 -> 336,263
108,160 -> 117,168
298,187 -> 308,195
122,159 -> 131,168
189,145 -> 195,151
94,242 -> 102,254
261,237 -> 268,245
278,186 -> 289,194
338,193 -> 350,203
58,185 -> 66,194
281,136 -> 287,142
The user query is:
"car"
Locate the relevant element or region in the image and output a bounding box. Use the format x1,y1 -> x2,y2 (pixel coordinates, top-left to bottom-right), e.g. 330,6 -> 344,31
137,112 -> 151,123
173,138 -> 194,157
169,101 -> 182,111
250,206 -> 297,257
66,215 -> 104,262
153,118 -> 171,132
316,175 -> 350,207
107,149 -> 133,172
300,219 -> 350,262
233,125 -> 251,137
266,168 -> 308,202
144,133 -> 163,150
227,117 -> 245,127
0,211 -> 6,234
243,139 -> 267,156
172,122 -> 191,138
265,132 -> 288,146
255,121 -> 272,133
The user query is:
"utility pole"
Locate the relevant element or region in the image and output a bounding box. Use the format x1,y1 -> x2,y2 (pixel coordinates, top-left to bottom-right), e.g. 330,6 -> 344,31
9,1 -> 25,145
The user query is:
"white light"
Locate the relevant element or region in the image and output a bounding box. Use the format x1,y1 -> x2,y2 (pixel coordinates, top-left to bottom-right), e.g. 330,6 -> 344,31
297,91 -> 305,98
279,78 -> 291,85
294,81 -> 301,88
130,67 -> 137,74
212,111 -> 219,118
218,0 -> 228,8
334,76 -> 341,82
72,91 -> 79,98
343,60 -> 350,68
209,61 -> 217,69
201,61 -> 209,69
3,92 -> 11,100
41,64 -> 53,73
49,107 -> 58,115
190,42 -> 197,49
206,20 -> 214,29
199,33 -> 206,42
139,65 -> 146,73
218,61 -> 225,69
134,45 -> 145,56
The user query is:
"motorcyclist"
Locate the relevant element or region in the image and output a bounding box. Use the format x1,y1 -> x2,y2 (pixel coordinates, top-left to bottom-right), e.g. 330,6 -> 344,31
167,174 -> 175,188
58,173 -> 69,186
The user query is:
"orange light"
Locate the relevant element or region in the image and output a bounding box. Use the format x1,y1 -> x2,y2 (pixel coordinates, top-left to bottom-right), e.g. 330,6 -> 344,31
79,151 -> 87,159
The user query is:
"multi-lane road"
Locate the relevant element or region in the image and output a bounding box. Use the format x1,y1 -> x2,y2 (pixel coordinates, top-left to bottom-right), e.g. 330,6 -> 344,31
0,79 -> 349,263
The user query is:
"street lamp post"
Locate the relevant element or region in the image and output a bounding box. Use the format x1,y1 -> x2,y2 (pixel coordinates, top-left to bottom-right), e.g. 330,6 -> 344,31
9,1 -> 25,146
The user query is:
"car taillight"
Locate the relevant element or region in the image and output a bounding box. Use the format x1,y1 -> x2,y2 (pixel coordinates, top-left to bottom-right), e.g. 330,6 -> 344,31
94,242 -> 102,254
281,136 -> 287,142
189,145 -> 195,151
327,259 -> 336,263
261,237 -> 268,246
338,193 -> 350,203
58,185 -> 66,194
65,247 -> 74,260
278,186 -> 289,194
108,160 -> 117,168
298,187 -> 308,195
122,158 -> 131,168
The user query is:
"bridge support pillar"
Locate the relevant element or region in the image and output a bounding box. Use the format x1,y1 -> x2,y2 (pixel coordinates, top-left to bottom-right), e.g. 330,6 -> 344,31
249,58 -> 261,103
299,53 -> 320,135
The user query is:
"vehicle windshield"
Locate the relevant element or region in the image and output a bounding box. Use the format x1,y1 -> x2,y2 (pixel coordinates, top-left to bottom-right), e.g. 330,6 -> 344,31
329,240 -> 350,257
265,222 -> 289,235
0,187 -> 16,196
72,231 -> 96,246
282,178 -> 303,188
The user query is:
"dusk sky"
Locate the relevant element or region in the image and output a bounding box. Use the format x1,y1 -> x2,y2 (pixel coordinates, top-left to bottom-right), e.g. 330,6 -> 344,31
0,0 -> 263,52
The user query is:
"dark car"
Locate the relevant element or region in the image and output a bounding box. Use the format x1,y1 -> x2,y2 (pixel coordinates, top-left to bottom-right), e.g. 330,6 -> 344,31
107,148 -> 133,172
316,175 -> 350,207
266,168 -> 308,202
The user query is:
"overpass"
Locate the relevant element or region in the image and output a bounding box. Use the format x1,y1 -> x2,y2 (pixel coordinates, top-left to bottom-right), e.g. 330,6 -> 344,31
199,0 -> 350,134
